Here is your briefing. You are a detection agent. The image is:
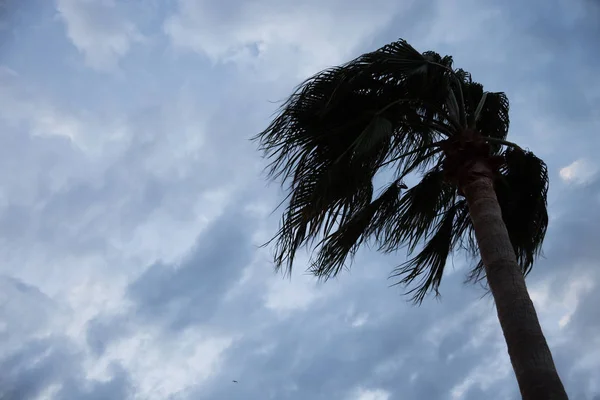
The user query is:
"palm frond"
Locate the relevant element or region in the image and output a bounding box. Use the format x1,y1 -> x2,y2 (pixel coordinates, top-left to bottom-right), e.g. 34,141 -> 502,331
496,148 -> 549,275
255,37 -> 548,306
465,259 -> 487,285
270,159 -> 375,273
472,92 -> 488,127
309,179 -> 406,279
463,149 -> 549,283
460,77 -> 509,153
444,199 -> 486,284
254,39 -> 459,184
342,115 -> 394,162
390,201 -> 461,303
473,91 -> 510,142
253,39 -> 466,277
376,168 -> 456,253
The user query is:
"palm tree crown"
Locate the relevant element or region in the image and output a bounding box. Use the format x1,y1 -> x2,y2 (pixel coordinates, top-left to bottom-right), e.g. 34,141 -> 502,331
254,39 -> 549,303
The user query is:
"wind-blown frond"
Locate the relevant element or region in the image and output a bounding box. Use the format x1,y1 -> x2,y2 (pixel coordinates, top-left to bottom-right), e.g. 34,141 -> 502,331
255,38 -> 549,304
496,148 -> 549,274
254,39 -> 461,276
255,40 -> 458,183
474,91 -> 510,141
391,201 -> 461,303
460,76 -> 510,154
376,169 -> 456,253
271,159 -> 375,273
309,179 -> 407,279
463,149 -> 549,284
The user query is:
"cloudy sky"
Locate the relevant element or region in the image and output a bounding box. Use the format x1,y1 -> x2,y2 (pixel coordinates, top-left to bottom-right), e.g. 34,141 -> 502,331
0,0 -> 599,399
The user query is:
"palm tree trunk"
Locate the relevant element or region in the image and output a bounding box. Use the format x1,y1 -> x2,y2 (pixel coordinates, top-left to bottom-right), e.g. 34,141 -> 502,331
461,160 -> 568,400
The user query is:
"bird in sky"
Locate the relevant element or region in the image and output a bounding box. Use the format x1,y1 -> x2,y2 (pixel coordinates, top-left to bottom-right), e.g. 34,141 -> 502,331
232,380 -> 238,383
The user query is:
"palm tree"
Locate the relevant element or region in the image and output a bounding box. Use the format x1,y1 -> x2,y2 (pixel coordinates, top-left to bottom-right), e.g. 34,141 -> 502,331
254,39 -> 568,399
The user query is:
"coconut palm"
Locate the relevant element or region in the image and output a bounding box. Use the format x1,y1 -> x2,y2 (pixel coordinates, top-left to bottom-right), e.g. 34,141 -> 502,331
254,39 -> 567,399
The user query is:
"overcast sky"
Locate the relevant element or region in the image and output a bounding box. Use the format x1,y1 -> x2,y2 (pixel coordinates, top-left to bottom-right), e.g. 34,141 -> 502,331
0,0 -> 599,399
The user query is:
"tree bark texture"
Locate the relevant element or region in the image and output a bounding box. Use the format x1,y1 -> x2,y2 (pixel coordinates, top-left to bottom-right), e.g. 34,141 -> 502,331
461,160 -> 569,400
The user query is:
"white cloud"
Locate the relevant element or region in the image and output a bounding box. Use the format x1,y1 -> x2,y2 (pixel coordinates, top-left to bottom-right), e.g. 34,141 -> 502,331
90,326 -> 235,399
449,344 -> 512,399
57,0 -> 144,72
529,273 -> 595,336
0,70 -> 131,158
557,276 -> 594,329
264,272 -> 327,314
559,158 -> 598,184
35,384 -> 62,400
164,0 -> 406,78
351,313 -> 369,328
350,388 -> 390,400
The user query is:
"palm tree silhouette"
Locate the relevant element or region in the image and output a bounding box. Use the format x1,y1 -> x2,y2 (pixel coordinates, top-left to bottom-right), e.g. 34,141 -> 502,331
254,39 -> 568,399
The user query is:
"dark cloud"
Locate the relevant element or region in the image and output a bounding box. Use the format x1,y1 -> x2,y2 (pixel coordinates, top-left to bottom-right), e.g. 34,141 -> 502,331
0,336 -> 133,400
55,362 -> 132,400
38,172 -> 600,400
133,179 -> 600,400
127,205 -> 259,330
539,179 -> 600,396
0,0 -> 599,399
170,251 -> 514,399
85,314 -> 132,357
0,276 -> 133,399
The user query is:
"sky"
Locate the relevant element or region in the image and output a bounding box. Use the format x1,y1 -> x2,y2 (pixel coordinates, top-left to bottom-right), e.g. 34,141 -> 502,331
0,0 -> 599,399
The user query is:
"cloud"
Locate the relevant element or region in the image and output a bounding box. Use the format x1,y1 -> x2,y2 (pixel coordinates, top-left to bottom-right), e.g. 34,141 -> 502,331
127,208 -> 258,330
537,180 -> 600,399
88,325 -> 233,399
351,388 -> 391,400
56,0 -> 144,71
0,0 -> 599,399
560,159 -> 598,184
0,276 -> 133,400
0,28 -> 254,396
263,264 -> 330,314
163,0 -> 408,78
